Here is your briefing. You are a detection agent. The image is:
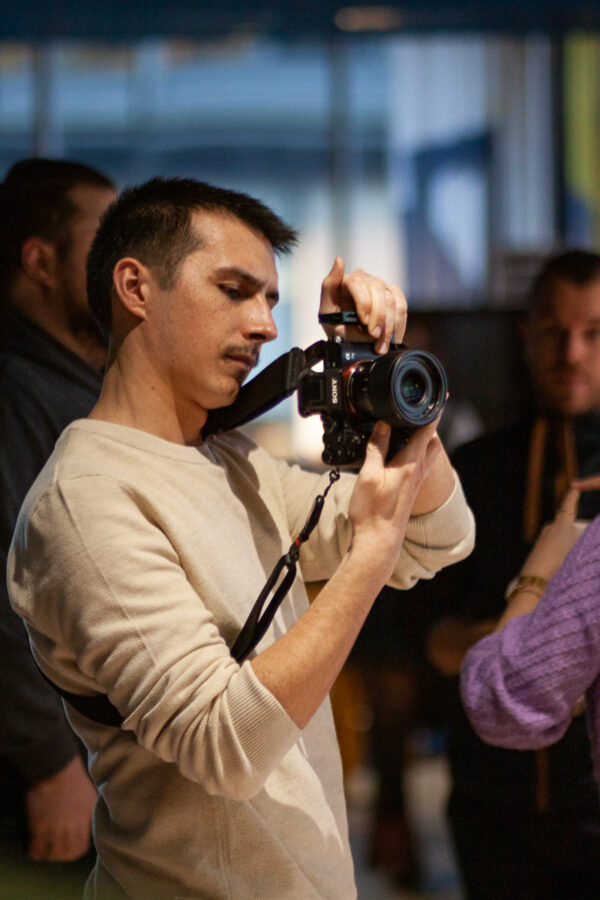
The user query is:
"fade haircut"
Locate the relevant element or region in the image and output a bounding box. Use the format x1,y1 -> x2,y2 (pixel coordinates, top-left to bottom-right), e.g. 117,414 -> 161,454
86,177 -> 298,337
529,249 -> 600,318
0,158 -> 115,301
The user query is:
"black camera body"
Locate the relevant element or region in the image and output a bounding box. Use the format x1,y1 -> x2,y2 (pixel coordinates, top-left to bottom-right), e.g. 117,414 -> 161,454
297,339 -> 447,467
202,335 -> 447,469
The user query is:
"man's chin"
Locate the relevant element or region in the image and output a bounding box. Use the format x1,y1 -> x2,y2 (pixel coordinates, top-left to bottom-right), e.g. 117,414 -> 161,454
209,383 -> 241,410
550,395 -> 599,418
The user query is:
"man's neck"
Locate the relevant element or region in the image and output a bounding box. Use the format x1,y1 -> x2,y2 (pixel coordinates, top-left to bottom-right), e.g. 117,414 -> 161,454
88,351 -> 207,446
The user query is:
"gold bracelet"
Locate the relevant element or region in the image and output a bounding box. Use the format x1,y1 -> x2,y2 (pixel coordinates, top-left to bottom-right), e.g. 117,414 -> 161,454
505,575 -> 548,605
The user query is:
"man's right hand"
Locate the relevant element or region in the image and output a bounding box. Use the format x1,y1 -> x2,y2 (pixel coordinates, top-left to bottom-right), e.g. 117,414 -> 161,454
26,754 -> 96,861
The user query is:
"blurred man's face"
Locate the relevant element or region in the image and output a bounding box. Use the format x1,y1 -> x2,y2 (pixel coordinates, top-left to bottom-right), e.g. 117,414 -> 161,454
525,276 -> 600,417
56,183 -> 116,341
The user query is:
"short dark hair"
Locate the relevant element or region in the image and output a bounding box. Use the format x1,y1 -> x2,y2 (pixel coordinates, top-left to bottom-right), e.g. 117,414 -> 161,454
529,249 -> 600,315
86,177 -> 298,337
0,158 -> 115,300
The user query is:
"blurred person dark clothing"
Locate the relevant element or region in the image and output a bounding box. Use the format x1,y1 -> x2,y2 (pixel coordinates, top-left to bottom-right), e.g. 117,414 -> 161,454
428,417 -> 600,899
424,250 -> 600,897
0,309 -> 103,879
0,158 -> 114,894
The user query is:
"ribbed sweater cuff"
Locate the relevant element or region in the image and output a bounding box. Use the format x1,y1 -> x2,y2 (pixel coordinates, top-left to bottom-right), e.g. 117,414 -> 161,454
228,662 -> 301,777
405,472 -> 472,548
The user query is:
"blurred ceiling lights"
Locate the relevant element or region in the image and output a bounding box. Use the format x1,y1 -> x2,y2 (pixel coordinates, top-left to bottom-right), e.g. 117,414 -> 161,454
334,6 -> 405,32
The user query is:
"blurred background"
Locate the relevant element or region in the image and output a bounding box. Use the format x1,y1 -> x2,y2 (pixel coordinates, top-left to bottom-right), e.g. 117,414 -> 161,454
4,1 -> 600,462
3,2 -> 600,897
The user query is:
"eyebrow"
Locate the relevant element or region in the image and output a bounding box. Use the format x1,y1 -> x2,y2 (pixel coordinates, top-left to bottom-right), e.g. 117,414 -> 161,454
538,318 -> 600,327
214,266 -> 279,304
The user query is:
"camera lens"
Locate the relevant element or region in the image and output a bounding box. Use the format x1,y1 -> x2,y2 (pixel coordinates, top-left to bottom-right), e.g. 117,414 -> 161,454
348,348 -> 447,429
390,353 -> 444,425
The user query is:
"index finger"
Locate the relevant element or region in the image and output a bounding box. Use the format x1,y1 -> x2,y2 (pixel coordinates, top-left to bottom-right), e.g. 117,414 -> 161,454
387,283 -> 407,345
557,486 -> 580,518
572,474 -> 600,493
320,257 -> 346,310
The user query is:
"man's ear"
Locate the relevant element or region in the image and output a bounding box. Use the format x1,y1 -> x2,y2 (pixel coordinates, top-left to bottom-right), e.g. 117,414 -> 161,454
112,258 -> 152,323
20,237 -> 57,288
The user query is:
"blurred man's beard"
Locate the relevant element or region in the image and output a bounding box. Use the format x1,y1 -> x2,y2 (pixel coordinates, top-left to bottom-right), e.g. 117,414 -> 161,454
63,286 -> 108,353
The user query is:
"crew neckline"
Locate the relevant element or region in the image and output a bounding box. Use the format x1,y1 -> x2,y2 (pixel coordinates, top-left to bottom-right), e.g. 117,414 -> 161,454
64,418 -> 219,463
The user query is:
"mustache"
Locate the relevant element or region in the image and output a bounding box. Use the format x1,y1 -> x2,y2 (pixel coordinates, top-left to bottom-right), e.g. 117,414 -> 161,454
224,344 -> 261,367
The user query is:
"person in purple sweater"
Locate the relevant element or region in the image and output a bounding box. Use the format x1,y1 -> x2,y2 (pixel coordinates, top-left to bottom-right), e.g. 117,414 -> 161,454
461,475 -> 600,790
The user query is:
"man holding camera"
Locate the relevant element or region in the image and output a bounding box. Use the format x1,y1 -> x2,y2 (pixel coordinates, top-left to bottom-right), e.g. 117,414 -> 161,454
8,177 -> 474,899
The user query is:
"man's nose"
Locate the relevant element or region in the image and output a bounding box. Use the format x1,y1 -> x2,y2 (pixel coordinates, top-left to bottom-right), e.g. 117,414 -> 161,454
563,332 -> 587,364
245,296 -> 278,343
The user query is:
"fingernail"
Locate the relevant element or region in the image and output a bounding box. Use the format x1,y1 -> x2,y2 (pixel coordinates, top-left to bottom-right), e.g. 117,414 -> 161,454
371,325 -> 382,338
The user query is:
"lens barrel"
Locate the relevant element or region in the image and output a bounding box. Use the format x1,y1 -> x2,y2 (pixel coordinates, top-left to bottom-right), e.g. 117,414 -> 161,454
347,348 -> 447,429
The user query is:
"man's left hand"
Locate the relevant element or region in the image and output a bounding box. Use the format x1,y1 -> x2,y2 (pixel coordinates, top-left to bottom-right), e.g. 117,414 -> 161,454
319,257 -> 406,354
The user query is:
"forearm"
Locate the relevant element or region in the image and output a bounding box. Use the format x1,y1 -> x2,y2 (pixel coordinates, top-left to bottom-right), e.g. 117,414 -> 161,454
252,420 -> 449,728
460,615 -> 579,749
251,547 -> 387,728
496,584 -> 545,629
461,527 -> 600,748
410,440 -> 456,515
497,485 -> 586,634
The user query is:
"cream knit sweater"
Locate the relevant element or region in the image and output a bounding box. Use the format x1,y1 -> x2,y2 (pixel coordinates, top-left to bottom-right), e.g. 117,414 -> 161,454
9,419 -> 474,899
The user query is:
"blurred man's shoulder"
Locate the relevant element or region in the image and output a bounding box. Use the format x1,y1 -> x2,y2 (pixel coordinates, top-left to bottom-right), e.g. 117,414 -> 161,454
450,422 -> 532,491
452,421 -> 530,463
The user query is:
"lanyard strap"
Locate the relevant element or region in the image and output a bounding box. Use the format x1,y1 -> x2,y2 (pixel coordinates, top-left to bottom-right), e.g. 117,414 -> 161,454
231,467 -> 340,662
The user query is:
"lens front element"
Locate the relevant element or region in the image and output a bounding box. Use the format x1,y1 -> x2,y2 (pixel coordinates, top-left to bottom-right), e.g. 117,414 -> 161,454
399,369 -> 428,406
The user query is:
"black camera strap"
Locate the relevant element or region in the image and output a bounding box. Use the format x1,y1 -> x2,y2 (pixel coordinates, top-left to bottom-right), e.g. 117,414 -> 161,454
35,466 -> 341,727
34,664 -> 125,728
231,466 -> 340,662
202,341 -> 327,438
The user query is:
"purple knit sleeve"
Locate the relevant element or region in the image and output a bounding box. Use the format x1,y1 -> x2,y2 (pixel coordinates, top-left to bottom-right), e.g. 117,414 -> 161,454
460,515 -> 600,749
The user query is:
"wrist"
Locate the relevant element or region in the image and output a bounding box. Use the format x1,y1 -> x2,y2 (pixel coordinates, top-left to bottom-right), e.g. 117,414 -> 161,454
505,574 -> 548,605
344,540 -> 392,595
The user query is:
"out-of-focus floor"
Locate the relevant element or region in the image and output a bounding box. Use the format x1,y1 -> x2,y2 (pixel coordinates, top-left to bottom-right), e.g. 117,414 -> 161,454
0,853 -> 92,900
350,752 -> 464,900
0,748 -> 463,900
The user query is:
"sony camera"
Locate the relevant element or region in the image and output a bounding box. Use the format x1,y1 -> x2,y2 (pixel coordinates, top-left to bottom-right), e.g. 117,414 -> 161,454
202,328 -> 447,469
297,338 -> 447,467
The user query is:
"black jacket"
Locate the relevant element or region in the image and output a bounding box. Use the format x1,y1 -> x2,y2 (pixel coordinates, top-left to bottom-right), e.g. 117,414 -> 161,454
0,308 -> 103,837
